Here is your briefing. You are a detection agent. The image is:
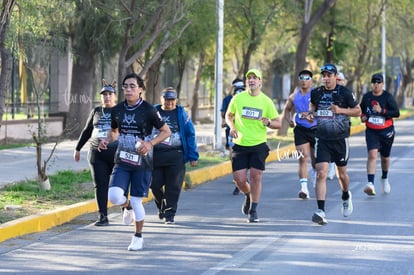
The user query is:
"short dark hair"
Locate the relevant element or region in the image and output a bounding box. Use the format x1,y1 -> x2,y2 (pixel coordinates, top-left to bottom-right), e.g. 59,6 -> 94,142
122,73 -> 145,89
298,69 -> 313,78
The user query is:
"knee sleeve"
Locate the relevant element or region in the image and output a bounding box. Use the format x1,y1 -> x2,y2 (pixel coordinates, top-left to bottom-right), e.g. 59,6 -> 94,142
108,187 -> 127,206
130,196 -> 145,221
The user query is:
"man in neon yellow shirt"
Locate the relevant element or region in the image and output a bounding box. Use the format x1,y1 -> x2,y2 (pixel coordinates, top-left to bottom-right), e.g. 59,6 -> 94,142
225,68 -> 281,223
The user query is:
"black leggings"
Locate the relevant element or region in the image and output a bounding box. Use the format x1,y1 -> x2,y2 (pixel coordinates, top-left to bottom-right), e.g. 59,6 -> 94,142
88,147 -> 116,216
151,150 -> 185,217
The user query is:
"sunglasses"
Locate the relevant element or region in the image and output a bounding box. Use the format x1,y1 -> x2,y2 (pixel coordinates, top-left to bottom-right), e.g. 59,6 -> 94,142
320,65 -> 336,72
299,75 -> 312,81
371,80 -> 382,84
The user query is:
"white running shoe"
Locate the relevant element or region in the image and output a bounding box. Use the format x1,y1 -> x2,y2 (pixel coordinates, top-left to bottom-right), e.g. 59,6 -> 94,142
127,236 -> 144,251
363,182 -> 376,196
298,188 -> 310,199
381,178 -> 391,194
122,207 -> 135,225
341,191 -> 353,217
327,163 -> 336,180
312,209 -> 327,225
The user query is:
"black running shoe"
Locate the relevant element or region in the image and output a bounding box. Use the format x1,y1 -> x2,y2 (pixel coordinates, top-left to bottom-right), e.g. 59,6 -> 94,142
94,214 -> 109,226
242,195 -> 250,215
247,211 -> 259,223
164,216 -> 175,224
232,186 -> 240,195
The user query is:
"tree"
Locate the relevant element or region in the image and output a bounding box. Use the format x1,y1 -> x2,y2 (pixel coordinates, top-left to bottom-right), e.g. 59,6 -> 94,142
0,0 -> 16,131
278,0 -> 337,136
116,0 -> 192,100
225,0 -> 281,75
26,61 -> 58,189
293,0 -> 338,88
65,0 -> 122,139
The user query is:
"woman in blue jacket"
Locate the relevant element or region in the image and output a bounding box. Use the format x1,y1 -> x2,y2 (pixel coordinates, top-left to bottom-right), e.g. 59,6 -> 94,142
151,87 -> 199,224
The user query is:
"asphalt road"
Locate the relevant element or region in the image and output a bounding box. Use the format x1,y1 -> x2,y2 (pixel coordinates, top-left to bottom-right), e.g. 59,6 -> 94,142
1,118 -> 413,274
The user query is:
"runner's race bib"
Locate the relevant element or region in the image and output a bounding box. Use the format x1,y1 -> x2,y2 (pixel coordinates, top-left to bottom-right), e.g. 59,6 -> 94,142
316,109 -> 333,118
241,107 -> 262,120
368,115 -> 385,126
119,150 -> 141,165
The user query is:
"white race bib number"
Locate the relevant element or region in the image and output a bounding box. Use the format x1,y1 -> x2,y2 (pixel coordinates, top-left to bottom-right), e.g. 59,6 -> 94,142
368,116 -> 385,126
241,107 -> 262,120
316,109 -> 333,117
119,150 -> 140,164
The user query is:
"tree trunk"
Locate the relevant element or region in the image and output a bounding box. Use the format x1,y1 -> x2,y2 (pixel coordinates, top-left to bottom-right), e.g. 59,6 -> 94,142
294,0 -> 338,88
0,2 -> 14,131
145,58 -> 163,104
176,47 -> 186,98
66,56 -> 96,139
0,42 -> 12,130
191,52 -> 204,122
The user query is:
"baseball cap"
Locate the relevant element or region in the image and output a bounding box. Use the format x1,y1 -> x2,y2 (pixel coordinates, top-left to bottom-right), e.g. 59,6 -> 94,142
298,69 -> 313,78
232,78 -> 245,89
245,69 -> 262,80
100,85 -> 116,94
162,88 -> 177,99
320,63 -> 337,74
371,73 -> 384,83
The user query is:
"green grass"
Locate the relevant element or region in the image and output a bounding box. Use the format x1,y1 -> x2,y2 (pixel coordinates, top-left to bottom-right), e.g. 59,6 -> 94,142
0,169 -> 94,224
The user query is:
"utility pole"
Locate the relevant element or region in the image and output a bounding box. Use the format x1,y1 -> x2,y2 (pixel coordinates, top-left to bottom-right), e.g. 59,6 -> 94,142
214,0 -> 224,150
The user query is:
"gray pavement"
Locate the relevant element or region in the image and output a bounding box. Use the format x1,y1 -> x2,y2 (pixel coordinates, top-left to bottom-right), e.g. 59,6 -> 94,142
1,117 -> 414,274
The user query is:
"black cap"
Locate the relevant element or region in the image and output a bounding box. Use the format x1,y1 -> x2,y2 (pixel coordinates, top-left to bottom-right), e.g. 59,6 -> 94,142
298,69 -> 313,78
371,73 -> 384,83
320,63 -> 337,74
232,78 -> 245,89
100,85 -> 116,94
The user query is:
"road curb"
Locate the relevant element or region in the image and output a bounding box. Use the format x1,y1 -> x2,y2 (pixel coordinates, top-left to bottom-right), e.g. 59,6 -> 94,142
1,113 -> 412,243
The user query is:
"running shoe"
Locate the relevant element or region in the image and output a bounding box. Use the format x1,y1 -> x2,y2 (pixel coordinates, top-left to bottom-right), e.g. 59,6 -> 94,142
122,207 -> 135,225
341,191 -> 353,217
232,186 -> 240,195
312,209 -> 327,225
127,236 -> 144,251
94,214 -> 109,226
298,188 -> 310,199
381,178 -> 391,194
164,216 -> 175,224
247,210 -> 259,223
363,182 -> 376,196
242,195 -> 250,215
